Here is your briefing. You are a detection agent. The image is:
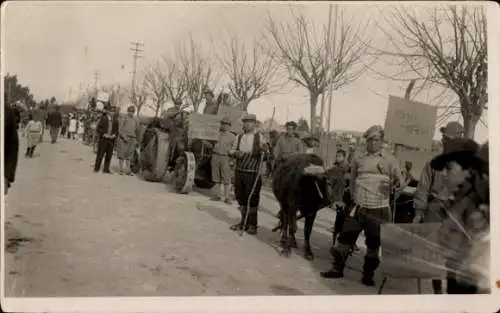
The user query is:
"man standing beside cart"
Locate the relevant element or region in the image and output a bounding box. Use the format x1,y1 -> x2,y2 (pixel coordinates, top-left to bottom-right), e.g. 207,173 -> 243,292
207,117 -> 237,204
320,125 -> 402,287
229,113 -> 269,235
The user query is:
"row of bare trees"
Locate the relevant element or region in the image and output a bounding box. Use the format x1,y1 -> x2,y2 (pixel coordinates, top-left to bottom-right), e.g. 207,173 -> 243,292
116,5 -> 488,139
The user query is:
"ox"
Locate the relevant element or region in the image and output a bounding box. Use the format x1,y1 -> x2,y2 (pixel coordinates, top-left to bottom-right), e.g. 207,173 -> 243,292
272,153 -> 341,260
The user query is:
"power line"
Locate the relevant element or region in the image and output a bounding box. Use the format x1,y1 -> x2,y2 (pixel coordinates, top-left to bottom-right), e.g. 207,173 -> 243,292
130,42 -> 144,102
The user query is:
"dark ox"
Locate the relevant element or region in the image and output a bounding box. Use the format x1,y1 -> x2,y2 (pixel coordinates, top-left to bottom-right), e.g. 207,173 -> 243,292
272,153 -> 338,260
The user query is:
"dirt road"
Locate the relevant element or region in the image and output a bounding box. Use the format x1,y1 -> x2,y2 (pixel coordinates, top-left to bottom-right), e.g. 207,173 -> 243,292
4,133 -> 430,297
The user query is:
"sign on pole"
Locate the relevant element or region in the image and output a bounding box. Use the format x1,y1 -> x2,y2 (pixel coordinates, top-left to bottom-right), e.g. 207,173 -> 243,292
188,113 -> 221,141
384,96 -> 437,150
380,223 -> 448,279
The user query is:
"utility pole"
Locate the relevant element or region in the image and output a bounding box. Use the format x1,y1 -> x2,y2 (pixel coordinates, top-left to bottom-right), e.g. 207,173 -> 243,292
130,42 -> 144,104
93,70 -> 100,97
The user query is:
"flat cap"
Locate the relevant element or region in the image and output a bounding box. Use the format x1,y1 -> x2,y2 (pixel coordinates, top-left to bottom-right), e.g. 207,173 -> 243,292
220,116 -> 231,125
302,133 -> 320,142
241,113 -> 257,122
285,121 -> 297,128
363,125 -> 384,139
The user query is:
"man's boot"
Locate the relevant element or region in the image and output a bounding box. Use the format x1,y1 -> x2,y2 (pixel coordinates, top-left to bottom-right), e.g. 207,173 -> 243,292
247,210 -> 258,235
230,206 -> 247,231
320,246 -> 350,279
361,256 -> 380,286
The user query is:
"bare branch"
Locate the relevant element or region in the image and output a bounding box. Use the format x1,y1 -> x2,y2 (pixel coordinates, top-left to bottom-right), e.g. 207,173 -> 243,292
373,5 -> 487,138
262,6 -> 372,131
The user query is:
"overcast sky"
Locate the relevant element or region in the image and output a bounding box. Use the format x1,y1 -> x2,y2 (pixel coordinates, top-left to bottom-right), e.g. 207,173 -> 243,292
3,1 -> 490,142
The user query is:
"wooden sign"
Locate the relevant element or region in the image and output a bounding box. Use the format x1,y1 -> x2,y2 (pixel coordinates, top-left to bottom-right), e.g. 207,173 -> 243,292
188,113 -> 221,141
380,223 -> 448,279
384,96 -> 437,150
217,106 -> 244,134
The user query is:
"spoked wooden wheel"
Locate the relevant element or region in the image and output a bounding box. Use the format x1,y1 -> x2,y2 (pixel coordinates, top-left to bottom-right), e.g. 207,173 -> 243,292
173,151 -> 196,194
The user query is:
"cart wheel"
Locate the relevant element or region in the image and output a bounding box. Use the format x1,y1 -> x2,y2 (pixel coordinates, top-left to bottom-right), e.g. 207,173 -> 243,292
173,151 -> 196,194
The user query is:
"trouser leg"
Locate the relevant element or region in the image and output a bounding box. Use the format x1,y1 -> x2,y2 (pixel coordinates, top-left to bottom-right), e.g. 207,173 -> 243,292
361,207 -> 390,286
94,138 -> 106,172
103,139 -> 114,172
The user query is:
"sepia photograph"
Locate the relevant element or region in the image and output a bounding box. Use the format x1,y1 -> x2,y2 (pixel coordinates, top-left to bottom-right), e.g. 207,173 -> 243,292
1,0 -> 497,311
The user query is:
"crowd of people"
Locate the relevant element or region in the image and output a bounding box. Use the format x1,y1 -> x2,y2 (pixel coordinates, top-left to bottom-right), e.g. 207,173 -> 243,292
3,98 -> 490,295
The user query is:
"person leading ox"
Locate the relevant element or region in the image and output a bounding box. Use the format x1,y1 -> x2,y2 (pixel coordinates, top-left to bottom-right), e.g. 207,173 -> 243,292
229,113 -> 269,235
321,125 -> 402,287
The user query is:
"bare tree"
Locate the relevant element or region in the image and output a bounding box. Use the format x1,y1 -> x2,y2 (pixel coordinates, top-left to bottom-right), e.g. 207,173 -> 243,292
215,34 -> 280,111
177,35 -> 217,113
144,61 -> 168,117
373,5 -> 487,138
160,53 -> 188,108
264,6 -> 372,132
130,79 -> 149,116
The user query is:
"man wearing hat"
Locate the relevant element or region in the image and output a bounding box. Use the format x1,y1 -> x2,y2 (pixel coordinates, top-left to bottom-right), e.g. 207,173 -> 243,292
208,116 -> 237,204
413,121 -> 464,294
94,105 -> 119,174
273,121 -> 303,168
203,88 -> 218,115
229,113 -> 269,235
321,125 -> 402,287
302,133 -> 320,154
428,137 -> 489,294
117,106 -> 140,175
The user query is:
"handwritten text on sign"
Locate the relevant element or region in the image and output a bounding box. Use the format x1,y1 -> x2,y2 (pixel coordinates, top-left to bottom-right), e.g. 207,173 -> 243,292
384,96 -> 437,150
380,223 -> 447,279
188,114 -> 221,141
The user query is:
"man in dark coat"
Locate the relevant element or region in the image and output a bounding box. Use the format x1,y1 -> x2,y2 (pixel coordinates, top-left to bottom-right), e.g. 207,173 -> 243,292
229,113 -> 269,235
46,105 -> 63,143
4,104 -> 20,194
93,106 -> 119,174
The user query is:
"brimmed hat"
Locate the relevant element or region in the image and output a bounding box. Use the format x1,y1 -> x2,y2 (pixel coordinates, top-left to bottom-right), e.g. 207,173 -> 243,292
285,121 -> 297,128
363,125 -> 384,140
127,105 -> 135,113
220,116 -> 231,125
302,133 -> 319,142
440,121 -> 464,138
241,113 -> 257,122
430,138 -> 485,173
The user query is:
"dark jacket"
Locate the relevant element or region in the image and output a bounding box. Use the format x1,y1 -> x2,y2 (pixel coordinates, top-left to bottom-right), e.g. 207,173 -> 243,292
4,105 -> 20,187
46,111 -> 63,128
96,114 -> 119,139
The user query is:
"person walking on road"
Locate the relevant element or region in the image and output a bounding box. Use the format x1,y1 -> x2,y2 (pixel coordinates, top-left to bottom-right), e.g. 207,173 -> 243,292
60,113 -> 69,137
4,103 -> 20,195
23,113 -> 43,158
208,116 -> 236,204
77,116 -> 85,143
94,106 -> 119,174
68,114 -> 78,139
229,113 -> 269,235
320,125 -> 402,287
412,121 -> 464,294
46,105 -> 63,144
117,106 -> 140,175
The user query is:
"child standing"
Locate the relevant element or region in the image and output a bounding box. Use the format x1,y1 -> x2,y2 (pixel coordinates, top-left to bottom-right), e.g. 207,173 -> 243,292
68,114 -> 77,139
77,116 -> 85,143
24,113 -> 43,158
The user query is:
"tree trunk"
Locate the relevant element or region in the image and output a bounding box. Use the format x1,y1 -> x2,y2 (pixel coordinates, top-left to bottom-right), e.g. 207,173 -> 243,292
241,101 -> 250,112
309,92 -> 319,133
463,114 -> 479,139
155,104 -> 160,117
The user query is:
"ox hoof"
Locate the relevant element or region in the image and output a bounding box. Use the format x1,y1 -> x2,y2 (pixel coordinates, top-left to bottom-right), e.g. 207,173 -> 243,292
279,248 -> 291,257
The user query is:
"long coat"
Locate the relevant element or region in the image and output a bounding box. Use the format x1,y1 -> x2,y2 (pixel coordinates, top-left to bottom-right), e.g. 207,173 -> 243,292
4,105 -> 19,187
96,114 -> 119,139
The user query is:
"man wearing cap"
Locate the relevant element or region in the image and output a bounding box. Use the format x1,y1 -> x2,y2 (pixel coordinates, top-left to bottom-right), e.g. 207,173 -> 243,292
274,121 -> 303,168
428,138 -> 489,294
94,106 -> 119,174
412,121 -> 464,294
208,116 -> 237,204
117,106 -> 140,175
302,133 -> 320,154
321,125 -> 402,287
229,113 -> 269,235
